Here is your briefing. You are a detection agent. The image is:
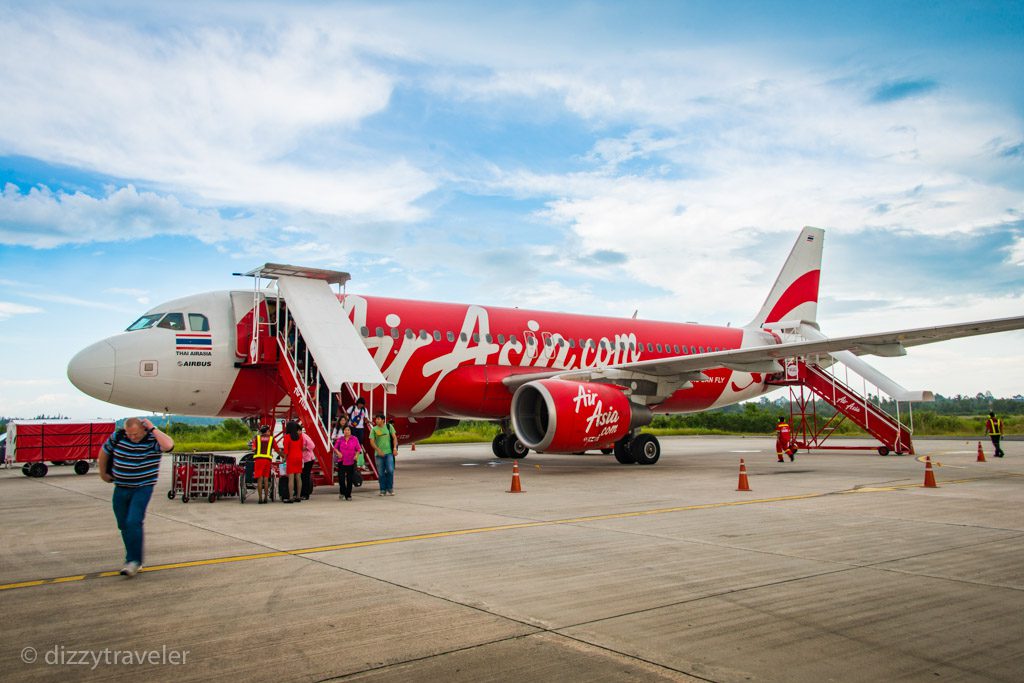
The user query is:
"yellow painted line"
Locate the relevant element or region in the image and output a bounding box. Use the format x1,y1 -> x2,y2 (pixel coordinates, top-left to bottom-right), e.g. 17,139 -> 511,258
51,575 -> 85,584
2,474 -> 1020,593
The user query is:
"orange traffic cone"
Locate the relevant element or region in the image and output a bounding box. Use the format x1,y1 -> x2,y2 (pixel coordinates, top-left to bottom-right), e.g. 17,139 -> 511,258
411,442 -> 416,452
737,458 -> 751,492
508,460 -> 524,493
976,442 -> 985,462
923,456 -> 938,488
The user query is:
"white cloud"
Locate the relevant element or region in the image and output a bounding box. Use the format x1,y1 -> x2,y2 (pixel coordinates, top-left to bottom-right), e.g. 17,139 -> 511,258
0,301 -> 44,321
0,9 -> 435,220
105,287 -> 151,305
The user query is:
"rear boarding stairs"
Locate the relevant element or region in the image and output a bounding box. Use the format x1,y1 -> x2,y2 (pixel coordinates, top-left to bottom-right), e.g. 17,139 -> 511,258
764,323 -> 929,456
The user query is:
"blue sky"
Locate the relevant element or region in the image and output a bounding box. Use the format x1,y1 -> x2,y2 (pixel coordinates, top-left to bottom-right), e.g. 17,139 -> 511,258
1,1 -> 1022,419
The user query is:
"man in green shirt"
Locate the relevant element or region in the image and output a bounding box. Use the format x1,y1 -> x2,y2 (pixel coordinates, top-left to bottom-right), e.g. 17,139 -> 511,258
370,413 -> 398,496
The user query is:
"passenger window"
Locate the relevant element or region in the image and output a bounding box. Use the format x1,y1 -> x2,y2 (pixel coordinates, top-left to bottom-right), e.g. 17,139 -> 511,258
498,334 -> 506,344
390,328 -> 400,339
673,345 -> 680,354
447,331 -> 455,342
600,340 -> 607,349
509,334 -> 518,344
360,326 -> 369,337
376,326 -> 385,338
473,333 -> 480,342
485,334 -> 493,343
690,346 -> 696,354
433,330 -> 441,341
647,343 -> 653,352
460,332 -> 468,342
419,330 -> 428,340
656,344 -> 662,352
127,313 -> 164,331
405,329 -> 414,339
545,337 -> 552,346
158,313 -> 186,331
699,346 -> 705,353
188,313 -> 210,332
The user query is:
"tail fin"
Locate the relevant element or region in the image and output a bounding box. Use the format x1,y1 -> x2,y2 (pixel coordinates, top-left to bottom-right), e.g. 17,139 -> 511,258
745,226 -> 824,329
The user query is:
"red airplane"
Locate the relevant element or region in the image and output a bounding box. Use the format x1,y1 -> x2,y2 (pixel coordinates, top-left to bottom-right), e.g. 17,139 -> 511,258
67,227 -> 1024,468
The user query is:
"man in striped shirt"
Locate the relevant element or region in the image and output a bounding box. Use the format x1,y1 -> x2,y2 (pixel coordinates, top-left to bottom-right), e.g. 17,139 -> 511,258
98,417 -> 174,577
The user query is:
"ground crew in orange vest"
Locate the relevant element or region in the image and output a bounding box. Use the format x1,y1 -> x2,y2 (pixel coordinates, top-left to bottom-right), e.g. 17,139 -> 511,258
776,416 -> 794,462
985,411 -> 1005,458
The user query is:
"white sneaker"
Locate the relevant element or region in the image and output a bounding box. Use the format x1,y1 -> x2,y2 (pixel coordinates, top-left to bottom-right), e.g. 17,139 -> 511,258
119,561 -> 141,578
387,490 -> 395,496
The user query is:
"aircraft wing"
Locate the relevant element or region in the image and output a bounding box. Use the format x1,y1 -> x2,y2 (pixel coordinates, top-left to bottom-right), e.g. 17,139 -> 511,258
502,314 -> 1024,389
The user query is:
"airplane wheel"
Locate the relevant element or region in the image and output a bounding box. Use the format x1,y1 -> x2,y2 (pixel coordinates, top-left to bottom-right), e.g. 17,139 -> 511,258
492,433 -> 507,458
503,434 -> 528,459
631,434 -> 660,465
30,462 -> 48,478
21,464 -> 31,476
74,460 -> 90,475
614,437 -> 636,464
877,446 -> 890,456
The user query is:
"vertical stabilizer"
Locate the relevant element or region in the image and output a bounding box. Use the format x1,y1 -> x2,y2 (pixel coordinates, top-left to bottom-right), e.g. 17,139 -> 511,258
745,227 -> 824,328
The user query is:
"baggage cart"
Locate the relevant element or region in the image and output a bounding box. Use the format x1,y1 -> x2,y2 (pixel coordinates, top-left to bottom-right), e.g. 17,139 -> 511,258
8,420 -> 115,477
167,453 -> 217,503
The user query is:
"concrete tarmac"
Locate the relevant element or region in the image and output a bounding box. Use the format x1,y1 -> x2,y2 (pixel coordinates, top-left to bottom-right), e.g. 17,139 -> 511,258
1,437 -> 1022,682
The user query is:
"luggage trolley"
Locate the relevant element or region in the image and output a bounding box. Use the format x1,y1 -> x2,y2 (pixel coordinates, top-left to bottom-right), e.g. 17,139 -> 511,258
167,453 -> 217,503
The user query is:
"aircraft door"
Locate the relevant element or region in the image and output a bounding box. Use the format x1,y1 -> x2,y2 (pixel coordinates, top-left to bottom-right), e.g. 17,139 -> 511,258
230,291 -> 269,362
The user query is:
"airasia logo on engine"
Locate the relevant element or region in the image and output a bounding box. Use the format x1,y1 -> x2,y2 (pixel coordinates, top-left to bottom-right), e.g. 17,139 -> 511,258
572,384 -> 621,437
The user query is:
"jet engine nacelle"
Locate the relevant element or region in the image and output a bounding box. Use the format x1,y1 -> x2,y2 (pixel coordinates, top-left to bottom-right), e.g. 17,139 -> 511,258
511,379 -> 652,453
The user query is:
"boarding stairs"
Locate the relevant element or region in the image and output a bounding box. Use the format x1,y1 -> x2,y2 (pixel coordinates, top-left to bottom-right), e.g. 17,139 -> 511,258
769,359 -> 915,455
236,264 -> 392,487
763,322 -> 926,456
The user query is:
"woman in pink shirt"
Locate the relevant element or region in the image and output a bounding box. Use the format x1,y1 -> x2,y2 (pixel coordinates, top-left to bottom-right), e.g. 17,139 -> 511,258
299,425 -> 316,500
333,425 -> 363,501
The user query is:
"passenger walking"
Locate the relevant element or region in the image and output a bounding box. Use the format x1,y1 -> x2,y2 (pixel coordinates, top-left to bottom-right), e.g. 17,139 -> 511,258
370,413 -> 398,496
251,425 -> 277,504
334,426 -> 362,500
348,397 -> 369,446
300,425 -> 316,499
330,415 -> 349,444
986,412 -> 1006,458
98,417 -> 174,577
775,416 -> 794,462
281,420 -> 303,503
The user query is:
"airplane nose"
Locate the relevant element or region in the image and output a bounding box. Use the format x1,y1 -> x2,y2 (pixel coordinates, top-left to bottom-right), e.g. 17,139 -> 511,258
67,340 -> 116,402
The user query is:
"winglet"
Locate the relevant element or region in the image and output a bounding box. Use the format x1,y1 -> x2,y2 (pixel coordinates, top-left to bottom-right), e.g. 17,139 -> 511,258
745,227 -> 824,329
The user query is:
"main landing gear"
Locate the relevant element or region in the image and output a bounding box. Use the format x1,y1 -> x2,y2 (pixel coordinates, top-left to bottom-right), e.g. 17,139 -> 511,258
492,431 -> 529,459
613,433 -> 661,465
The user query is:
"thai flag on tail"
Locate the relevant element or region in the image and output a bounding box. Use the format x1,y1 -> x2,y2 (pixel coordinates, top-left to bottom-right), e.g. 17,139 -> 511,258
176,333 -> 212,351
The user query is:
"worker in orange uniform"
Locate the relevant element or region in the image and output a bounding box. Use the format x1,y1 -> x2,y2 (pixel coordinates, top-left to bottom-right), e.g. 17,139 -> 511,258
986,411 -> 1005,458
775,416 -> 794,462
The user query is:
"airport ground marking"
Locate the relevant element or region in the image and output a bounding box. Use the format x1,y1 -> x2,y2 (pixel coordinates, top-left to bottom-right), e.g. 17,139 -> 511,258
3,472 -> 1021,593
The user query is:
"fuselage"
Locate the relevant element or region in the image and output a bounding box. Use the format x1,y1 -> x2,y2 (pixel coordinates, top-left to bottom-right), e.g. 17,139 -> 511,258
68,289 -> 777,424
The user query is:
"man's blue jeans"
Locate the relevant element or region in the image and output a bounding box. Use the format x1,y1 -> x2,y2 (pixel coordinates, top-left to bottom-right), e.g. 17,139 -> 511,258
376,454 -> 394,492
112,484 -> 154,564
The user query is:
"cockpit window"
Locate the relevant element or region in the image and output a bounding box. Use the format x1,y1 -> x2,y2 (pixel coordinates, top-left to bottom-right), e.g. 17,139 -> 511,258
126,313 -> 164,331
188,313 -> 210,332
157,313 -> 186,331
